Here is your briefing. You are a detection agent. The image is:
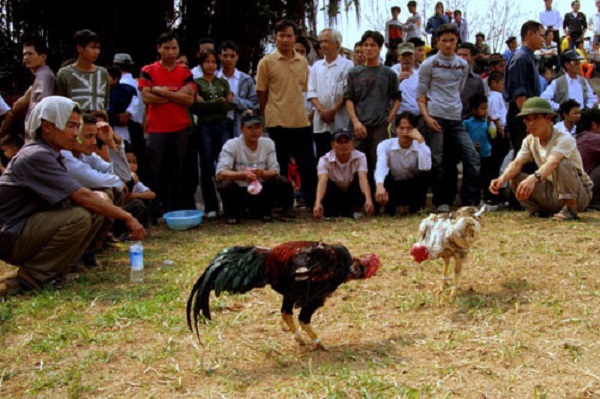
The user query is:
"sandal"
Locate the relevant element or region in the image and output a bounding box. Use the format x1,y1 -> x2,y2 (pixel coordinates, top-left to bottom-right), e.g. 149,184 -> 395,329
552,206 -> 578,221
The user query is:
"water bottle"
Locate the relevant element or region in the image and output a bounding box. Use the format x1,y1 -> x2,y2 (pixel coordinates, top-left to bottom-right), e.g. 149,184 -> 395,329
129,241 -> 144,282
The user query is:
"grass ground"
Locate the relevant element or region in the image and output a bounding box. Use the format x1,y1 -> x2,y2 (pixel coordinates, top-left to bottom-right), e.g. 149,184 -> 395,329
0,210 -> 599,398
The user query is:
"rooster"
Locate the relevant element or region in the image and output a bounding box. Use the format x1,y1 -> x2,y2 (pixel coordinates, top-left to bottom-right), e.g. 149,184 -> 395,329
187,241 -> 381,350
410,206 -> 486,300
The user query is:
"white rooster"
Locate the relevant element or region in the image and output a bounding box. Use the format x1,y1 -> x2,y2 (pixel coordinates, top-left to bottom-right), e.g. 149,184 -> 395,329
410,206 -> 487,299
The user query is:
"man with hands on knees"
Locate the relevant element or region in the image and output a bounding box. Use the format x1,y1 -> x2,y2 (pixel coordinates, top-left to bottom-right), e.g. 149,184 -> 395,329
489,97 -> 592,221
313,129 -> 374,219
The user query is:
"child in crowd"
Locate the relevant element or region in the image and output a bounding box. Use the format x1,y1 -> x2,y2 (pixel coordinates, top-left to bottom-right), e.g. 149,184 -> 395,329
463,93 -> 493,204
288,155 -> 304,208
0,134 -> 24,173
126,151 -> 156,203
486,71 -> 509,204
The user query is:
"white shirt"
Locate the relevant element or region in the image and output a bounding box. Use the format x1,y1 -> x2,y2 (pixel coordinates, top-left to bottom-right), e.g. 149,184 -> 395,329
375,138 -> 431,183
487,91 -> 507,127
317,149 -> 368,191
589,13 -> 600,35
216,68 -> 240,120
191,66 -> 203,79
0,95 -> 9,117
539,9 -> 562,29
60,150 -> 123,190
554,121 -> 577,136
398,70 -> 420,115
541,75 -> 598,111
307,55 -> 354,133
114,73 -> 144,143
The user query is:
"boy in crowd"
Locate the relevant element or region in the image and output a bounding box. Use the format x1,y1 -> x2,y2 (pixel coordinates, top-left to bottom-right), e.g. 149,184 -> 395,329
56,30 -> 109,112
555,99 -> 581,136
463,94 -> 493,203
0,135 -> 24,163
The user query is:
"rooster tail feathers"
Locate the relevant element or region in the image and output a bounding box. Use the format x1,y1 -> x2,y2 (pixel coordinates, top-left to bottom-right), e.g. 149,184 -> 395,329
186,246 -> 269,334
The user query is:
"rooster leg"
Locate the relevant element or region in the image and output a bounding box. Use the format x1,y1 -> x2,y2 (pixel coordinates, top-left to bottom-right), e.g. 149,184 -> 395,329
435,256 -> 452,301
449,256 -> 464,299
299,300 -> 326,351
281,298 -> 305,345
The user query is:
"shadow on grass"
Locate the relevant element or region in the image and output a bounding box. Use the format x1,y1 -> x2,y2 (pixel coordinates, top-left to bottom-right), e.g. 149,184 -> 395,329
455,278 -> 532,314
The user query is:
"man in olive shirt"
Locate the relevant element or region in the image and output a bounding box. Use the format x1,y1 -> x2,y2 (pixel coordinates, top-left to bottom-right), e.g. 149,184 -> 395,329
0,97 -> 146,295
256,19 -> 316,208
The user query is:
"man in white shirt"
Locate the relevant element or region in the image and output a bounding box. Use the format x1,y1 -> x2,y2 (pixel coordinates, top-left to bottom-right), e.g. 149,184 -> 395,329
588,0 -> 600,46
216,41 -> 259,138
216,110 -> 294,224
395,43 -> 420,116
541,50 -> 598,111
539,0 -> 562,48
404,1 -> 422,40
308,28 -> 354,157
375,111 -> 431,215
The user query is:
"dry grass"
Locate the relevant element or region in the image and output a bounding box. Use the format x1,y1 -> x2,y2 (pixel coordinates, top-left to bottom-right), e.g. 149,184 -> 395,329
0,210 -> 599,398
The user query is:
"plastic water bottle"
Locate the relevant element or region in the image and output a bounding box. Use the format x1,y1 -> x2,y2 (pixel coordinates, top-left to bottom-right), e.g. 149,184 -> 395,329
129,241 -> 144,283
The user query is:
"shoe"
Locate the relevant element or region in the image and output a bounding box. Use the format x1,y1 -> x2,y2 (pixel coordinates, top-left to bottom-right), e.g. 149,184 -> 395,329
353,212 -> 365,220
226,217 -> 239,225
82,254 -> 102,268
552,206 -> 578,221
262,214 -> 272,222
206,211 -> 218,219
436,204 -> 450,213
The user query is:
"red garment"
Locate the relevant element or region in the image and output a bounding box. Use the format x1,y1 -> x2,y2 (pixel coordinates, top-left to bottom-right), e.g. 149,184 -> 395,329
288,162 -> 301,188
138,62 -> 196,133
576,131 -> 600,174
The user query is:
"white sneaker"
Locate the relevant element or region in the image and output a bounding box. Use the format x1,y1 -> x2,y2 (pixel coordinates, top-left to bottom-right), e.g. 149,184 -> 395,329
353,212 -> 365,219
436,204 -> 450,213
206,211 -> 217,219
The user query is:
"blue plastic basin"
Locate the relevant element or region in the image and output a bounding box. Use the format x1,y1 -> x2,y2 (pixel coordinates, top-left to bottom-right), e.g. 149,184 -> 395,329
162,210 -> 203,230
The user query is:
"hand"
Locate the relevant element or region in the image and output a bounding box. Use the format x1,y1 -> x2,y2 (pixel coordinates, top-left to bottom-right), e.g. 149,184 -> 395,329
313,203 -> 324,219
474,142 -> 481,151
353,121 -> 367,139
398,71 -> 411,81
96,122 -> 116,148
375,185 -> 389,205
424,116 -> 442,133
516,175 -> 537,200
117,112 -> 131,126
126,217 -> 147,241
321,108 -> 336,124
251,168 -> 265,179
179,85 -> 195,96
195,94 -> 204,102
244,171 -> 258,182
408,128 -> 423,141
226,92 -> 234,102
489,177 -> 505,195
364,199 -> 375,215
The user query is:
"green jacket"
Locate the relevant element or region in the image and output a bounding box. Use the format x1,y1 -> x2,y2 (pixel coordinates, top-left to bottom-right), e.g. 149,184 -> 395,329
193,76 -> 234,125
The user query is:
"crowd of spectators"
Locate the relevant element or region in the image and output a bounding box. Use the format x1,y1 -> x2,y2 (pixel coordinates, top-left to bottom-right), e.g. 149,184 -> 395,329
0,0 -> 599,297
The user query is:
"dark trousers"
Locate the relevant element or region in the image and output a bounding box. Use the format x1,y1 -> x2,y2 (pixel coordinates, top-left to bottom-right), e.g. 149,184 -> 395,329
425,117 -> 481,206
383,172 -> 430,215
589,164 -> 600,210
217,176 -> 294,219
198,119 -> 233,214
182,131 -> 199,210
507,102 -> 526,156
268,126 -> 317,207
322,176 -> 365,217
314,132 -> 332,159
145,129 -> 188,213
354,123 -> 391,196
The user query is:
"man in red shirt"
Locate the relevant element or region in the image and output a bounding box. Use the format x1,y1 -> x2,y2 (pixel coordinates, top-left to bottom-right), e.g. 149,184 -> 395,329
139,31 -> 196,213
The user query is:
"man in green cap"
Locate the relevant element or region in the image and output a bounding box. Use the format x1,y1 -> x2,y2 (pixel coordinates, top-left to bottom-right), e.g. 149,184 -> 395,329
489,97 -> 593,220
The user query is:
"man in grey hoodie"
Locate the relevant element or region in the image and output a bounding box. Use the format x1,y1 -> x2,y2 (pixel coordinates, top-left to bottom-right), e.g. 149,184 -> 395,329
417,23 -> 480,210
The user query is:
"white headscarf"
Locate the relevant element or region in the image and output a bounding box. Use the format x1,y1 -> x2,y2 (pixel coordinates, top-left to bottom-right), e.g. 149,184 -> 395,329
26,96 -> 81,139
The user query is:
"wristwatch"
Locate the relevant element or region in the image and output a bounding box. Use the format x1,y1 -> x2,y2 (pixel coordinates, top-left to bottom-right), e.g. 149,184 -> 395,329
534,171 -> 542,181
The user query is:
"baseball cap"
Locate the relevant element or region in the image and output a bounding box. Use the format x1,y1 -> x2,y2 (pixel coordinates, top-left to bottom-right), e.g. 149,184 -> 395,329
562,50 -> 584,63
113,53 -> 134,65
516,97 -> 558,118
332,129 -> 354,141
241,109 -> 262,126
396,42 -> 415,55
